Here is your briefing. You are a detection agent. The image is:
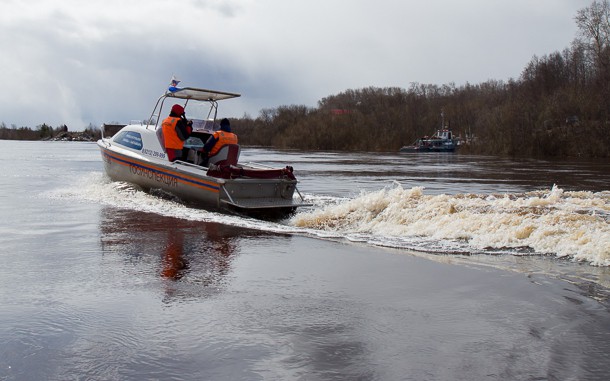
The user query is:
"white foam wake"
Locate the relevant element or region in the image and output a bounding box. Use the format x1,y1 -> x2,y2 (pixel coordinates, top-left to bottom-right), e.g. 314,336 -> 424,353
292,183 -> 610,266
46,173 -> 610,266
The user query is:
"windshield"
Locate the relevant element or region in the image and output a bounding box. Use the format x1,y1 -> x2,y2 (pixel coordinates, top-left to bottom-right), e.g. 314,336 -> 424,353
183,101 -> 213,120
184,136 -> 204,150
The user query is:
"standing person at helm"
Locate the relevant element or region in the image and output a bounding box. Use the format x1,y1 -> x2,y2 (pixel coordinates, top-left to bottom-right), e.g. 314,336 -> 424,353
202,118 -> 238,164
162,104 -> 192,162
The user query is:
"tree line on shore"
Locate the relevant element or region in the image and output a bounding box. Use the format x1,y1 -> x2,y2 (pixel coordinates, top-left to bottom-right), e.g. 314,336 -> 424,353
231,1 -> 610,158
0,122 -> 101,141
2,2 -> 609,158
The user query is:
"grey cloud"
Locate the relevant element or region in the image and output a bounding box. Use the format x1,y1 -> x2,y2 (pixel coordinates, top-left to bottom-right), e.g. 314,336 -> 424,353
0,0 -> 587,129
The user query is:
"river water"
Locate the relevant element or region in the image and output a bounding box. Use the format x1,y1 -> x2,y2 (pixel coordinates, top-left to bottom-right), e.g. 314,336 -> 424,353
1,140 -> 609,380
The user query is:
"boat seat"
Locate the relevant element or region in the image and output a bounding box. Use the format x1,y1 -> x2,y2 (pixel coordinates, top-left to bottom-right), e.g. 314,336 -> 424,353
207,144 -> 240,166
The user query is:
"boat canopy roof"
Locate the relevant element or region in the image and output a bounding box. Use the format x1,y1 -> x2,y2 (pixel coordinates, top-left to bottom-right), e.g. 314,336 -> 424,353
147,85 -> 241,129
165,87 -> 241,101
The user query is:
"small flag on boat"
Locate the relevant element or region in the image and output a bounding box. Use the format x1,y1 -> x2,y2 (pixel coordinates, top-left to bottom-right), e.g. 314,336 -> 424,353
168,76 -> 181,92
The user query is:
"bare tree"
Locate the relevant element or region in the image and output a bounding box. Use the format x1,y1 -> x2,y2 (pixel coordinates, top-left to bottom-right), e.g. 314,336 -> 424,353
575,0 -> 610,119
575,0 -> 610,66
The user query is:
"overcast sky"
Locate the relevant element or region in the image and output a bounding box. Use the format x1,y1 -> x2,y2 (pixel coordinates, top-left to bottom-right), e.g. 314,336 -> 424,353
0,0 -> 588,130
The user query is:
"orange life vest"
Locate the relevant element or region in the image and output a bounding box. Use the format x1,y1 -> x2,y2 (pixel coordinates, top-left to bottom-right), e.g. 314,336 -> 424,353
161,117 -> 184,150
209,131 -> 238,156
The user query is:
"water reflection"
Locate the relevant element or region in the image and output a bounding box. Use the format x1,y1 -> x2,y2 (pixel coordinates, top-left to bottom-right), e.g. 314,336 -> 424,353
98,208 -> 241,300
159,223 -> 236,282
160,229 -> 187,280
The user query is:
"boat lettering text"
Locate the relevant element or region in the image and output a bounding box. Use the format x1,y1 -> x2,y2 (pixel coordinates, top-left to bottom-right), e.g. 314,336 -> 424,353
129,165 -> 178,187
142,148 -> 166,159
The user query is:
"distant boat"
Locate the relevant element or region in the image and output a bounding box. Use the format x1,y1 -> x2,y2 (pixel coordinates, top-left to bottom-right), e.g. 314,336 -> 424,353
400,110 -> 459,153
399,128 -> 458,153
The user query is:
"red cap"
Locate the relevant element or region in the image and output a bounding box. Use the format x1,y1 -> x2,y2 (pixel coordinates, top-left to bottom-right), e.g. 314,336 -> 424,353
171,104 -> 184,115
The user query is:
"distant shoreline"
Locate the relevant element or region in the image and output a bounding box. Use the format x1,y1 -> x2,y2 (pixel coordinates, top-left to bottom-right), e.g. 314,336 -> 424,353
44,131 -> 98,142
0,131 -> 100,142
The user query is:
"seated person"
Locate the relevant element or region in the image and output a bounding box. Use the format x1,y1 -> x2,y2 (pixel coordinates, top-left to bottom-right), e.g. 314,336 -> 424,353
201,118 -> 238,166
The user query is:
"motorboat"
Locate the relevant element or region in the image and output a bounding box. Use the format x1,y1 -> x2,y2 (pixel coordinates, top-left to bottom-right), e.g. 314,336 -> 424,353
97,84 -> 311,218
399,129 -> 458,153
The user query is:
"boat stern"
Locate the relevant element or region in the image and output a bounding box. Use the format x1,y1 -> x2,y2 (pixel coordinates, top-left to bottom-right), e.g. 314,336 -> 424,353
219,178 -> 311,216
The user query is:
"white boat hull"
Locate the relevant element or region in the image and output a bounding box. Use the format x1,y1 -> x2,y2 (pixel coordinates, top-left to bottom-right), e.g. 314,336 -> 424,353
98,133 -> 307,217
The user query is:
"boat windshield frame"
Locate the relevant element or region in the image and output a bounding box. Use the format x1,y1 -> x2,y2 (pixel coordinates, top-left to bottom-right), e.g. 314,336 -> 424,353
148,87 -> 241,130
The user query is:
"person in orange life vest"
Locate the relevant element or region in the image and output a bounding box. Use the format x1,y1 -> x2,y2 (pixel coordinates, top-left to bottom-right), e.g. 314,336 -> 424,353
201,118 -> 238,164
161,104 -> 192,161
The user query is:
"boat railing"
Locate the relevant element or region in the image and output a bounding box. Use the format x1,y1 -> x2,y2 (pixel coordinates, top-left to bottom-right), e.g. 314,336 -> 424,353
294,186 -> 307,203
173,160 -> 208,171
240,161 -> 275,169
220,185 -> 237,205
147,94 -> 166,130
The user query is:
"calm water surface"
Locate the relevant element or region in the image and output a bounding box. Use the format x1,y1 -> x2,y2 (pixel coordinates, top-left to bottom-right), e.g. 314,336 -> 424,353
1,140 -> 609,380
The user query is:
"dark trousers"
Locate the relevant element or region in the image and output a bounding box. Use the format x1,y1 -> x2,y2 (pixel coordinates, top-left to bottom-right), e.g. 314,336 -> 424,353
167,149 -> 182,162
